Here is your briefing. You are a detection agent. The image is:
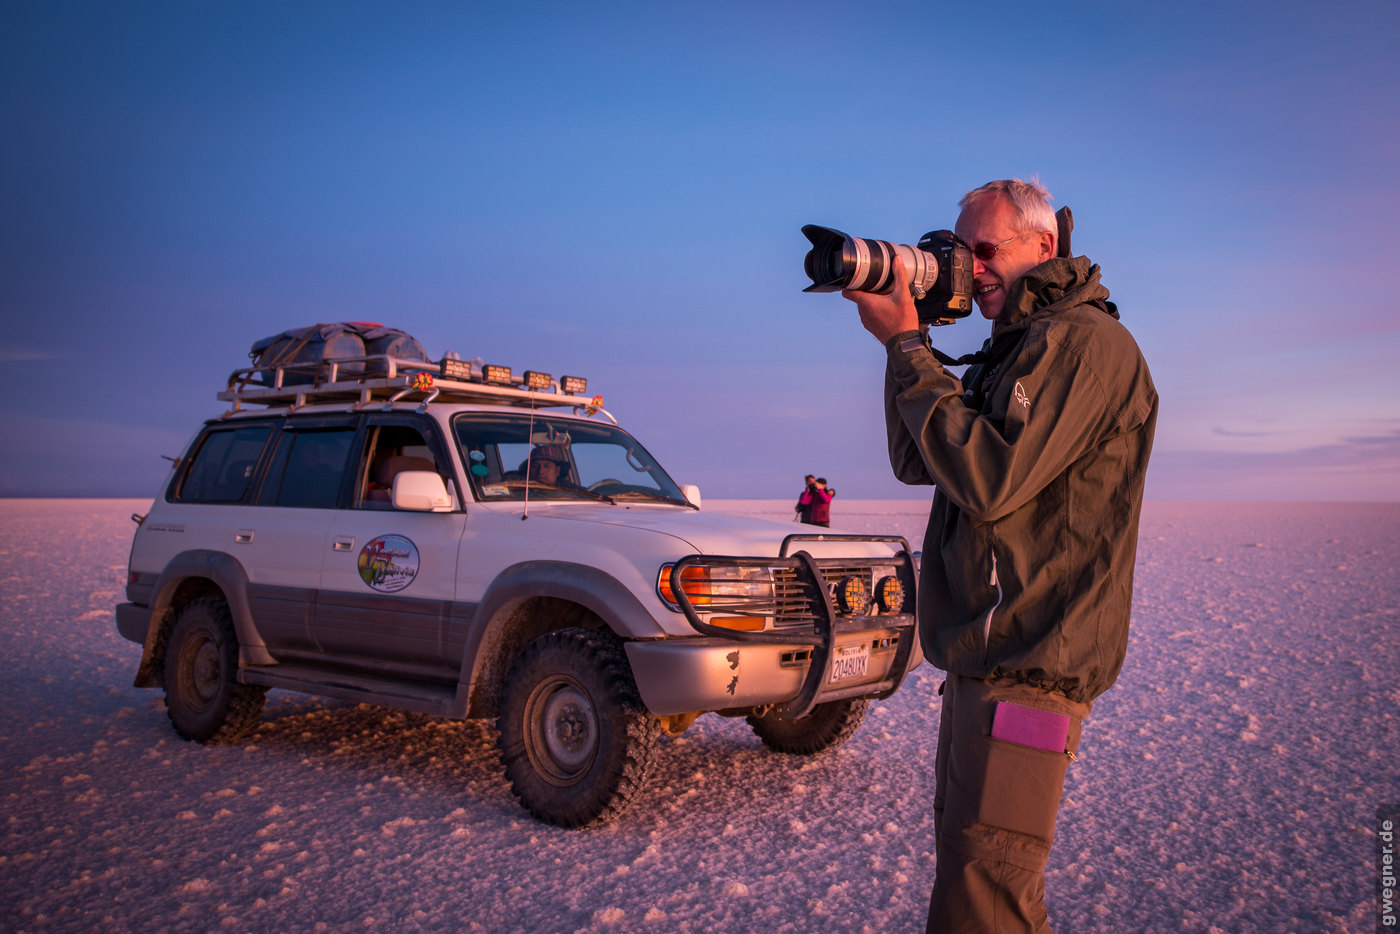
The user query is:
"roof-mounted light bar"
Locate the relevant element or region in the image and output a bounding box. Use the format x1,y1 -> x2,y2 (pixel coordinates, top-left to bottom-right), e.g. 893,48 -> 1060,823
440,357 -> 473,381
482,365 -> 514,386
432,358 -> 590,398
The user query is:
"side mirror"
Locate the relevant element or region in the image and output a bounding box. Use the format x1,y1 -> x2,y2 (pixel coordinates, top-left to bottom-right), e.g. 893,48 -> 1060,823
680,484 -> 701,509
392,471 -> 454,512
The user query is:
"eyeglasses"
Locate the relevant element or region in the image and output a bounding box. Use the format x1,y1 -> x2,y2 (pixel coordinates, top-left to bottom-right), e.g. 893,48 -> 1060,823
970,232 -> 1034,262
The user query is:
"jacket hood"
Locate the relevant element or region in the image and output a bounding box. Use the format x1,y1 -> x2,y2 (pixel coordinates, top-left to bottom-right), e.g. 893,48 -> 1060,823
993,255 -> 1118,338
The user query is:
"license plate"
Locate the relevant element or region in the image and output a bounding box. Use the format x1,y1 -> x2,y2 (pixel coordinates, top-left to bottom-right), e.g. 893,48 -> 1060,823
828,643 -> 870,683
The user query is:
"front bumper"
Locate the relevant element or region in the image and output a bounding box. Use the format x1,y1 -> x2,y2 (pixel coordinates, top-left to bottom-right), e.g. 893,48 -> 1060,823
625,625 -> 917,717
633,534 -> 921,718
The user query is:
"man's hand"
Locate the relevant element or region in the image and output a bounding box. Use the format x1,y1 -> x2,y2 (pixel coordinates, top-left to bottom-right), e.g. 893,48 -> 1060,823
843,255 -> 920,343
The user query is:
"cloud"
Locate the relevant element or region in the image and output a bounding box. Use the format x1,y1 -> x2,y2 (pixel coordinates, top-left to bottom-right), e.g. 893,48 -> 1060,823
1148,427 -> 1400,501
1211,426 -> 1288,439
0,348 -> 58,363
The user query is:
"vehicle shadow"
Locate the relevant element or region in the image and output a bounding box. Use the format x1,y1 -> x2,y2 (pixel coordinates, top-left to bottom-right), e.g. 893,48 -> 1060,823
144,691 -> 894,831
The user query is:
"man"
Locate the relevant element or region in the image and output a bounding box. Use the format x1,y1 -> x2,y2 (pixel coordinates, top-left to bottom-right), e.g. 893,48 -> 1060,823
525,444 -> 573,486
842,178 -> 1157,932
794,474 -> 817,522
807,477 -> 834,527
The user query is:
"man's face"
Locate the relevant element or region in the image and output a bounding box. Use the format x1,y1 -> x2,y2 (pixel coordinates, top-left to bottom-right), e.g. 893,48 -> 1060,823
534,459 -> 561,484
954,194 -> 1054,321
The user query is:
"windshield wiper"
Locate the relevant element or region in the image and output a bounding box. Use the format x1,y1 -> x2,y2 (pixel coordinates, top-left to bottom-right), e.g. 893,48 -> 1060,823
608,490 -> 699,510
499,480 -> 615,504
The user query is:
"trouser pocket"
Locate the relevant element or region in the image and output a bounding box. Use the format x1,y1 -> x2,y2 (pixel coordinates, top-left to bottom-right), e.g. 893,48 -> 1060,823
977,736 -> 1072,844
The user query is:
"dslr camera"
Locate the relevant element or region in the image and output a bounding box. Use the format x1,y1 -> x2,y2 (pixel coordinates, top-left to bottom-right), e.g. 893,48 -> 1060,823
801,225 -> 975,325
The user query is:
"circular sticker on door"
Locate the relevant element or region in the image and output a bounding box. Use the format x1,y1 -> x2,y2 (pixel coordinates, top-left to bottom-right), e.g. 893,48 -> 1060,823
358,534 -> 420,593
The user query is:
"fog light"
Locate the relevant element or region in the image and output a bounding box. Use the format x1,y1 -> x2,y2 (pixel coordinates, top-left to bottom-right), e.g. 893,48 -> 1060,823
836,575 -> 871,616
523,370 -> 552,390
561,375 -> 588,395
876,575 -> 905,613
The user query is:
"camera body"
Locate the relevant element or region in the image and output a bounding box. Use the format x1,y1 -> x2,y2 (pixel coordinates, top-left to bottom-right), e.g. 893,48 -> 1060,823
802,225 -> 975,325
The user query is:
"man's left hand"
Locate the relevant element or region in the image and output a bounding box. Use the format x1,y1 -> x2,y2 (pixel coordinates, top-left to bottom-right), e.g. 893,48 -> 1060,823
843,255 -> 920,343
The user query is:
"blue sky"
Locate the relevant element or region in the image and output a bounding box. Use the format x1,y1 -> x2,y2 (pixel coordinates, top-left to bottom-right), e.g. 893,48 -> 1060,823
3,0 -> 1397,500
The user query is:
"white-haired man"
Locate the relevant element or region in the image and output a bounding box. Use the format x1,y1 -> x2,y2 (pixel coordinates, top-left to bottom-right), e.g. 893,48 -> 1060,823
844,178 -> 1157,932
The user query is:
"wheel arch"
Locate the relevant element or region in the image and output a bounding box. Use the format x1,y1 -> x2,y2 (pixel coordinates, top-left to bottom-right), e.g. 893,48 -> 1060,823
133,550 -> 272,687
460,561 -> 661,719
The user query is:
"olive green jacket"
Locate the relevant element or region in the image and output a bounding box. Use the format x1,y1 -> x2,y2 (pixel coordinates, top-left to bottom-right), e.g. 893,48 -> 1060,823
884,256 -> 1157,703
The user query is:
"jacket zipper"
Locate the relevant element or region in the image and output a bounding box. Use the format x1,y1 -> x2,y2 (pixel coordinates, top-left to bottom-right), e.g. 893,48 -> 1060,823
982,550 -> 1002,664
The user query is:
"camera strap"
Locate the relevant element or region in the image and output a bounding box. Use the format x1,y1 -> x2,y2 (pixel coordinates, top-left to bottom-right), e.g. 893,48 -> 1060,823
929,328 -> 1021,368
929,329 -> 1026,410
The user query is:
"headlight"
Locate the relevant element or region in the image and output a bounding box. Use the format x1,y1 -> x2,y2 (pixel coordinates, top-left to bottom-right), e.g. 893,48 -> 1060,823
658,564 -> 774,609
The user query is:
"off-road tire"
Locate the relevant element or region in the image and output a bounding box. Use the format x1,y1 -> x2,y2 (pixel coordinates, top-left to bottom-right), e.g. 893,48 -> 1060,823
747,696 -> 869,755
498,627 -> 660,828
162,595 -> 266,743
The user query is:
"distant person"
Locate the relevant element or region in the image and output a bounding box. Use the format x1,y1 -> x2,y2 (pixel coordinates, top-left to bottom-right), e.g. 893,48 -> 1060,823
842,177 -> 1157,931
806,477 -> 834,527
794,474 -> 817,522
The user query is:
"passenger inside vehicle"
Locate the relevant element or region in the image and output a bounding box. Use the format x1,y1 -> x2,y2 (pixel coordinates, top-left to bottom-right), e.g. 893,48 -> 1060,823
366,455 -> 437,503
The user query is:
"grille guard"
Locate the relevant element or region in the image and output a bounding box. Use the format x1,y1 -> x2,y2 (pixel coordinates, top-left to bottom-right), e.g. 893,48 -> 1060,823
669,535 -> 919,718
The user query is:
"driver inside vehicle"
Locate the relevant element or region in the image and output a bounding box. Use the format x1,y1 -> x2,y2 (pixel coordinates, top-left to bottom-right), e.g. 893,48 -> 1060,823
522,444 -> 575,486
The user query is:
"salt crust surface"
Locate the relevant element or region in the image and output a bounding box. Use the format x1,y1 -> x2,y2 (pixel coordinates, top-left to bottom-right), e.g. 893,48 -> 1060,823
0,498 -> 1395,932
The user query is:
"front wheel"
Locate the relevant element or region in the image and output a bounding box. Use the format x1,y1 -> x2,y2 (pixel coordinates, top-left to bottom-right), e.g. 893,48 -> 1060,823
162,595 -> 266,743
747,697 -> 870,755
498,628 -> 660,828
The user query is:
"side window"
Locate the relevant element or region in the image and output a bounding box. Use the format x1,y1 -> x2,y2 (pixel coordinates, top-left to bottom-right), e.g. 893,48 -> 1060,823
175,425 -> 272,503
265,429 -> 356,509
355,423 -> 441,509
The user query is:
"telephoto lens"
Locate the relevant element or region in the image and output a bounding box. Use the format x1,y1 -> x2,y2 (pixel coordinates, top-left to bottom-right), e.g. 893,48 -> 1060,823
801,224 -> 975,324
801,225 -> 940,297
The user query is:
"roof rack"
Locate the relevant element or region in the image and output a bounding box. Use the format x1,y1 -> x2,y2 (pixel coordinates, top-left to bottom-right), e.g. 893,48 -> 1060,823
218,354 -> 611,421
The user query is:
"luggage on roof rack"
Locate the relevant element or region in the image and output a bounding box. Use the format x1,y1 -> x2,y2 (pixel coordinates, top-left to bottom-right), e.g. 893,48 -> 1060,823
248,322 -> 431,387
220,328 -> 607,420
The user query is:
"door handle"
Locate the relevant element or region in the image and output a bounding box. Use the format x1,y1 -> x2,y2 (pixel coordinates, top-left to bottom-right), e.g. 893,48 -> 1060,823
333,537 -> 355,552
234,530 -> 254,544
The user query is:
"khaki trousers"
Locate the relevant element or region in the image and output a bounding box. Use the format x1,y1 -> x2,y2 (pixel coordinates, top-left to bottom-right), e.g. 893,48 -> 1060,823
926,675 -> 1091,934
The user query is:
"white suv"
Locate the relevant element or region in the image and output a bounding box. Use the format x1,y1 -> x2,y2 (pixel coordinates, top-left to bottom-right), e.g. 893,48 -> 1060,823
117,342 -> 921,826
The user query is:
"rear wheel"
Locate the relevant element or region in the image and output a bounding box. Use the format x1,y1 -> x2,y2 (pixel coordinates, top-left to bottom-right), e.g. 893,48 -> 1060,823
498,628 -> 660,828
747,697 -> 869,755
162,596 -> 266,743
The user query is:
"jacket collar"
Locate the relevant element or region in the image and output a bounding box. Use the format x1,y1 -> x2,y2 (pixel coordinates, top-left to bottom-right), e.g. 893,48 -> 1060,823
992,255 -> 1118,338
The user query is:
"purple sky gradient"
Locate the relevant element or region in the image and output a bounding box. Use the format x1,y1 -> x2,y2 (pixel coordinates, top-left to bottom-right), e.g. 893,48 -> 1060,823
2,0 -> 1397,500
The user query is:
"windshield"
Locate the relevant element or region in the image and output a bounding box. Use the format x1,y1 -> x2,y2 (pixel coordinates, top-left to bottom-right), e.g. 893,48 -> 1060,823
453,413 -> 688,504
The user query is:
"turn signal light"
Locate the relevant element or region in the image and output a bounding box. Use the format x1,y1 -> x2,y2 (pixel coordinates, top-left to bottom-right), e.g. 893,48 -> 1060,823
658,565 -> 712,605
709,617 -> 765,632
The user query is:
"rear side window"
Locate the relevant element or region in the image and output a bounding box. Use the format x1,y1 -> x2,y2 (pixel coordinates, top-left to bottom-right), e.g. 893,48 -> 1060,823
176,425 -> 273,503
264,429 -> 356,509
